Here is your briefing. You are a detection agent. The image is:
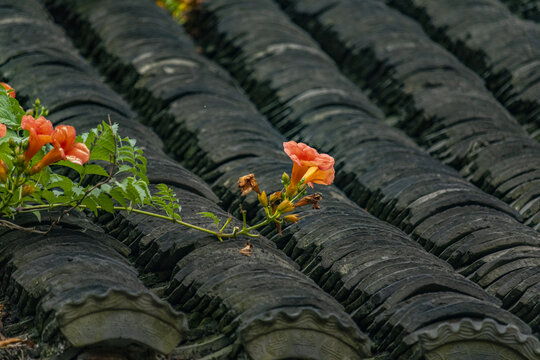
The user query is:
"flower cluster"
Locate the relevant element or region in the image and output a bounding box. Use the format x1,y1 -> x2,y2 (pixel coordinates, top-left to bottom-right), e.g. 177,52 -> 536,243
0,83 -> 90,182
1,81 -> 334,254
238,141 -> 334,234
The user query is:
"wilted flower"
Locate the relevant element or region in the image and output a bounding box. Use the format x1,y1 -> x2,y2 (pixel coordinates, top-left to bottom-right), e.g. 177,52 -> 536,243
30,125 -> 90,174
283,141 -> 334,196
238,173 -> 261,195
269,191 -> 282,204
21,115 -> 53,163
239,241 -> 253,256
295,193 -> 322,209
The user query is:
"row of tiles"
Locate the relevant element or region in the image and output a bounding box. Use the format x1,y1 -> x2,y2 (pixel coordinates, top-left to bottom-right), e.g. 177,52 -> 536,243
40,0 -> 540,359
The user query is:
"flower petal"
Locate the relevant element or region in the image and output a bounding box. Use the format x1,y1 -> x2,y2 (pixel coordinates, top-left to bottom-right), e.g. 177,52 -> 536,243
22,115 -> 53,136
65,142 -> 90,165
283,141 -> 335,194
1,83 -> 15,98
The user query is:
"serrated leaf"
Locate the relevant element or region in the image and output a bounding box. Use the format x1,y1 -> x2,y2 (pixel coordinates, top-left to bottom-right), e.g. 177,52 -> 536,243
110,186 -> 127,207
83,164 -> 110,177
117,164 -> 132,173
199,212 -> 220,227
71,184 -> 85,197
0,92 -> 23,127
100,183 -> 112,194
156,183 -> 169,192
97,192 -> 114,213
81,196 -> 98,215
41,190 -> 56,204
55,160 -> 83,177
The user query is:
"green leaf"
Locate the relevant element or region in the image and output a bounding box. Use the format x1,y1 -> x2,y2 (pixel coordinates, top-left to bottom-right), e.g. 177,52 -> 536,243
100,183 -> 112,194
81,196 -> 98,215
54,160 -> 84,177
0,97 -> 18,127
89,123 -> 117,162
199,212 -> 220,227
32,211 -> 41,223
0,91 -> 24,127
97,191 -> 114,213
71,184 -> 85,197
110,186 -> 127,207
83,164 -> 110,177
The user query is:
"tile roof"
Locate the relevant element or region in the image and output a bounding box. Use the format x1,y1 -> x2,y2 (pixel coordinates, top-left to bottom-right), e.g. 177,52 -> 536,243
0,0 -> 539,358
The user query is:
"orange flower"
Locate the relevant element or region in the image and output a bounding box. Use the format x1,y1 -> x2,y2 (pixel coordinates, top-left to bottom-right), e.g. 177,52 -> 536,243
22,115 -> 53,162
0,123 -> 5,137
0,82 -> 15,98
30,125 -> 90,174
283,141 -> 334,196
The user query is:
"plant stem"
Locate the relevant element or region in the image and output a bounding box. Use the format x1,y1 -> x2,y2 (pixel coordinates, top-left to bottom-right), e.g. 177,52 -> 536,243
16,203 -> 274,239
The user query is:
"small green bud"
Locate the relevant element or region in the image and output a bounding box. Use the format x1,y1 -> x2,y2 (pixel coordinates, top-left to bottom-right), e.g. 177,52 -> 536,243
281,172 -> 290,185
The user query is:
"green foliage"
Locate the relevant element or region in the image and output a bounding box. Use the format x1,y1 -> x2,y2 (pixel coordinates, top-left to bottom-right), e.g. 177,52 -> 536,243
199,211 -> 220,228
0,88 -> 24,127
0,95 -> 180,222
29,120 -> 156,216
152,183 -> 181,220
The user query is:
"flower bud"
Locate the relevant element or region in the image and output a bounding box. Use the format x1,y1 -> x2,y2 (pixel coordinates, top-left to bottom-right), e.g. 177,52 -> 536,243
277,199 -> 295,214
281,172 -> 290,185
8,138 -> 16,149
283,214 -> 301,223
285,182 -> 297,198
0,160 -> 8,182
21,185 -> 35,197
15,154 -> 26,168
258,191 -> 268,207
269,191 -> 282,204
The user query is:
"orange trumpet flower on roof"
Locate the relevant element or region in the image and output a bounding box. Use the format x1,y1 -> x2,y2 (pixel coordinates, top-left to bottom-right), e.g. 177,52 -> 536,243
21,115 -> 53,163
30,125 -> 90,174
283,141 -> 334,196
0,123 -> 5,138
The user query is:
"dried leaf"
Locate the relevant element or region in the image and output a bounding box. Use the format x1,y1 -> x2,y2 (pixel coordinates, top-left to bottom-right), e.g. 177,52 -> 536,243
239,242 -> 253,256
